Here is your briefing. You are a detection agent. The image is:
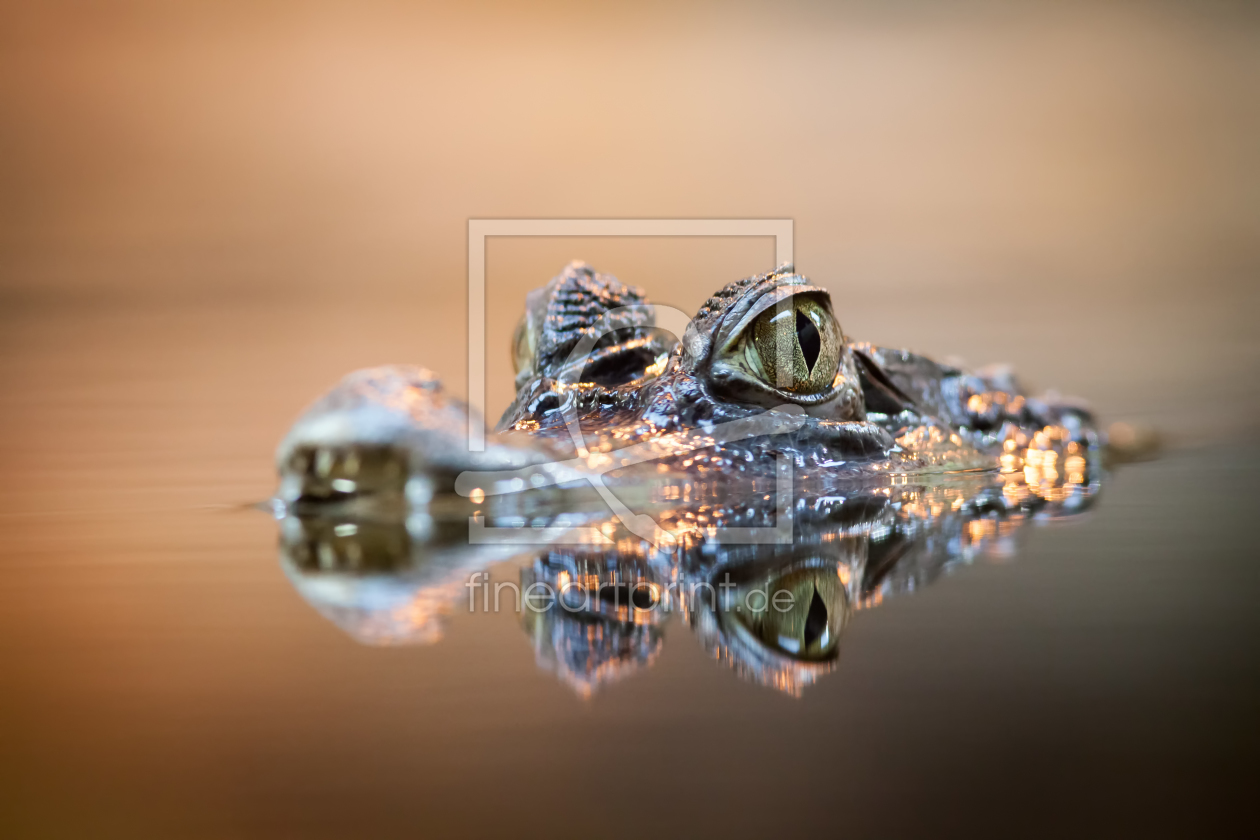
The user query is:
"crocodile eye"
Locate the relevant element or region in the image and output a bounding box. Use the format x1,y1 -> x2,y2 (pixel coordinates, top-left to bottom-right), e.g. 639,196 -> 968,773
749,295 -> 840,394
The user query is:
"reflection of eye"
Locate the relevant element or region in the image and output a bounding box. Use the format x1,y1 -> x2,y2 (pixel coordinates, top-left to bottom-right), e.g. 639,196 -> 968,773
724,565 -> 848,662
749,295 -> 840,394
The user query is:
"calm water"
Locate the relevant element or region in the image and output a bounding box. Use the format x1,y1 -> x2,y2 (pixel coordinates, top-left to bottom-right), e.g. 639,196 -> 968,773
1,290 -> 1257,838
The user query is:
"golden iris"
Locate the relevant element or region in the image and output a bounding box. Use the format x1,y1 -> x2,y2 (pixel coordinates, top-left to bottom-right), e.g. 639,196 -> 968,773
749,295 -> 840,394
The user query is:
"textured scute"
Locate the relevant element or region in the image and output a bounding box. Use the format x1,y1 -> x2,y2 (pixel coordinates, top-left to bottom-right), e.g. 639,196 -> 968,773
535,261 -> 656,375
682,265 -> 796,372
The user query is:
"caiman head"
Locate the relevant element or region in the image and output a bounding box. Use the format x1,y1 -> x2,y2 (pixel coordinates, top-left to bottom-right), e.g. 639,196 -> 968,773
501,262 -> 892,467
503,262 -> 867,426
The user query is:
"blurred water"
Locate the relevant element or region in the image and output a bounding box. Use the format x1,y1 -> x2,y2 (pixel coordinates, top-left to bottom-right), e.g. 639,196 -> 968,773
1,280 -> 1257,838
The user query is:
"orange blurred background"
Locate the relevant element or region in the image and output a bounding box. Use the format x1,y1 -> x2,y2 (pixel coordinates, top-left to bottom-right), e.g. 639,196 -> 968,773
3,1 -> 1257,442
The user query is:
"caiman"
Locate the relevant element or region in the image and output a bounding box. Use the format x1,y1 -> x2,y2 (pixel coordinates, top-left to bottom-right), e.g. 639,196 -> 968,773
272,261 -> 1104,695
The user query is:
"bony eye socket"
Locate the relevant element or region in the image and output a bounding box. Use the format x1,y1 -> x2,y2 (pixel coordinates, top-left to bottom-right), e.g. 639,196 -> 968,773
748,295 -> 841,394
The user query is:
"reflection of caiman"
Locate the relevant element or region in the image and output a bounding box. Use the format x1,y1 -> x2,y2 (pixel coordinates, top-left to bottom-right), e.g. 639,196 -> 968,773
273,262 -> 1103,695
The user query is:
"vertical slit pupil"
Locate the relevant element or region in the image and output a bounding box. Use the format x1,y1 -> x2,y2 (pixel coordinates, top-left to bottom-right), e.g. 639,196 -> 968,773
803,586 -> 828,649
796,309 -> 821,374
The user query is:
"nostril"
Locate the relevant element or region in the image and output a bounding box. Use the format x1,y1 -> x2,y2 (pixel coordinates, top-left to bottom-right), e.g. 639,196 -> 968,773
803,586 -> 828,649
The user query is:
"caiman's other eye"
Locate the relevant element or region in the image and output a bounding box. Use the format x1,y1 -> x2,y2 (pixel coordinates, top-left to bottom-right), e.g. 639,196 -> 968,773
511,314 -> 533,376
749,294 -> 840,394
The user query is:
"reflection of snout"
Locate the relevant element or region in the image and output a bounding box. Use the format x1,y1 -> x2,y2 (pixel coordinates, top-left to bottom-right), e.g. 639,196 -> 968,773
276,514 -> 517,648
280,514 -> 412,574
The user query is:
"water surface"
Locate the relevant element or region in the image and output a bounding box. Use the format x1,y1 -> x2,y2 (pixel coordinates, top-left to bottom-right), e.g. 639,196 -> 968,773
1,292 -> 1257,838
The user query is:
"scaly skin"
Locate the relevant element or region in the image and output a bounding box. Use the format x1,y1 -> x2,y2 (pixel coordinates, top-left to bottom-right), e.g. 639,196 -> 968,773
496,262 -> 1099,486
